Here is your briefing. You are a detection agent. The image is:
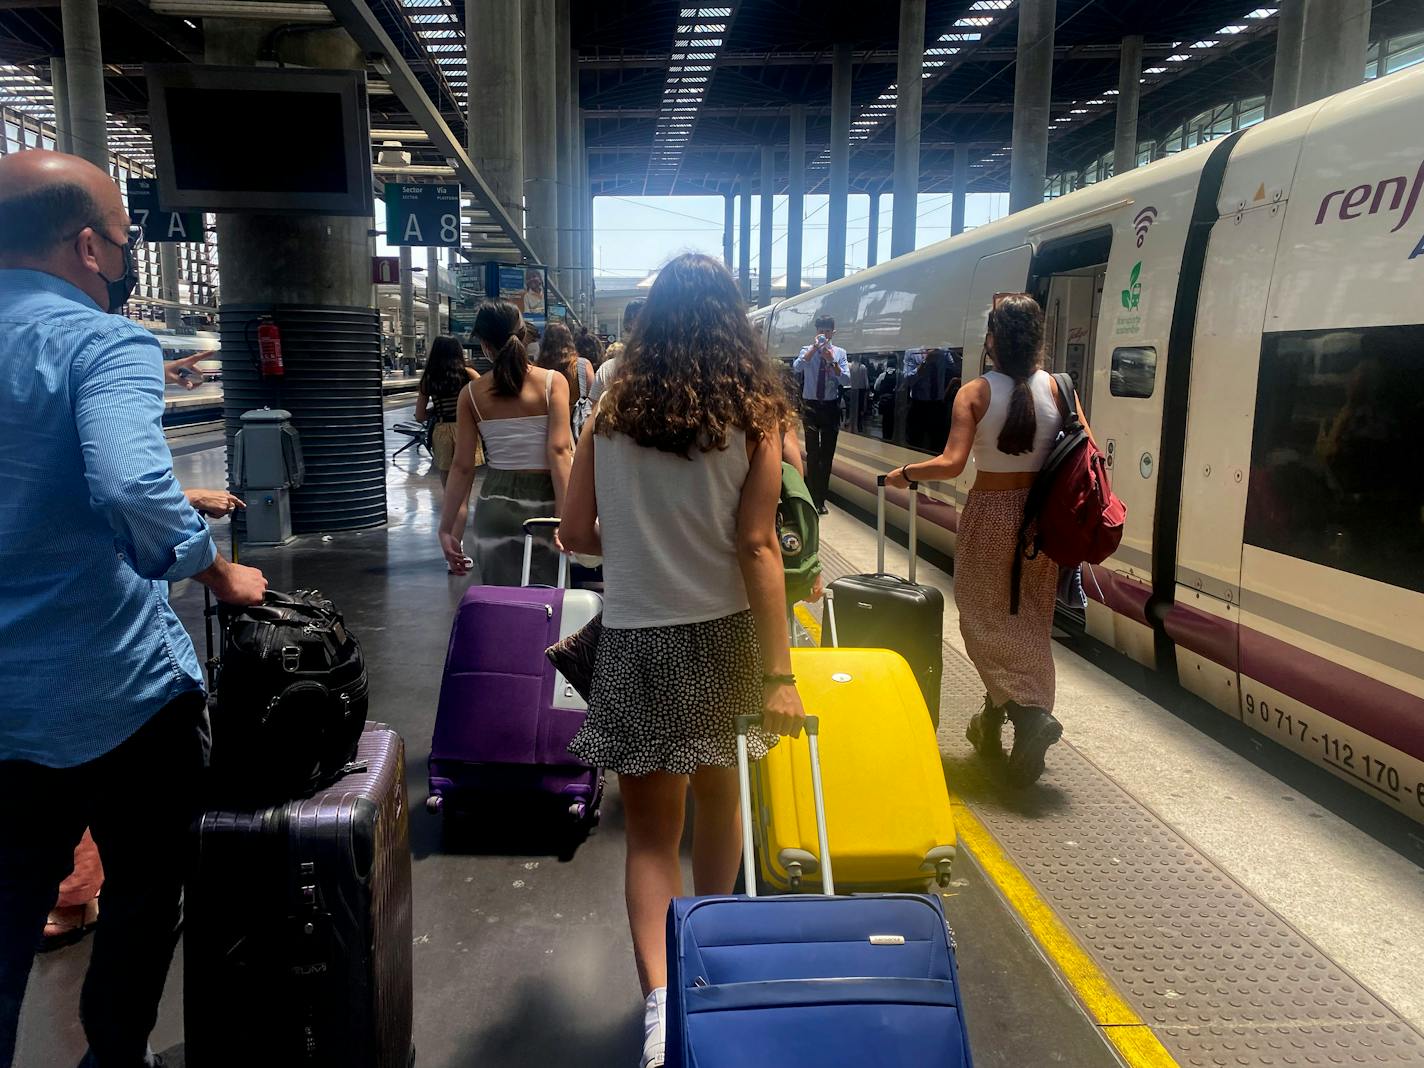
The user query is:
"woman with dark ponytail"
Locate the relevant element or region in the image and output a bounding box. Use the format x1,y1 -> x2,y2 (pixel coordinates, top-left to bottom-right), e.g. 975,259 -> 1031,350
885,294 -> 1095,786
437,299 -> 573,584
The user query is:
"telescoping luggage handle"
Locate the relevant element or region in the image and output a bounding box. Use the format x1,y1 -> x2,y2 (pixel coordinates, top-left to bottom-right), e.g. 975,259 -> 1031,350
822,475 -> 921,647
520,517 -> 569,589
734,714 -> 834,897
874,474 -> 919,583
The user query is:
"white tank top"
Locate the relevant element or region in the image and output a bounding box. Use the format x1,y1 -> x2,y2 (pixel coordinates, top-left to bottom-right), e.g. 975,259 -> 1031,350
595,428 -> 751,629
468,371 -> 552,470
972,370 -> 1062,473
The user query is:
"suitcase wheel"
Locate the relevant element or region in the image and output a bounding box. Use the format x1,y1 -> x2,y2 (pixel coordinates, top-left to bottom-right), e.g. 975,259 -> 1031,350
935,858 -> 953,888
425,794 -> 443,815
568,800 -> 587,822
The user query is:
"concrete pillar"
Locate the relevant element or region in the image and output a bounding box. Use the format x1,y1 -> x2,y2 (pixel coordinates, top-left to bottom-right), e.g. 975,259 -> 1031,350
468,0 -> 523,237
738,181 -> 752,300
826,43 -> 852,282
951,148 -> 968,236
208,22 -> 382,531
60,0 -> 107,170
49,57 -> 72,153
1113,35 -> 1143,176
723,192 -> 735,269
555,0 -> 573,291
866,191 -> 880,268
1269,0 -> 1305,117
160,247 -> 182,329
758,145 -> 774,307
1296,0 -> 1371,108
785,103 -> 805,297
522,0 -> 559,268
426,246 -> 441,339
1009,0 -> 1055,213
892,0 -> 926,257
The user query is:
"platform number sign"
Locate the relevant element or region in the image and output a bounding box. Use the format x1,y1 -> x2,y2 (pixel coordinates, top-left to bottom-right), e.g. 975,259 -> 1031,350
385,183 -> 461,247
126,178 -> 204,244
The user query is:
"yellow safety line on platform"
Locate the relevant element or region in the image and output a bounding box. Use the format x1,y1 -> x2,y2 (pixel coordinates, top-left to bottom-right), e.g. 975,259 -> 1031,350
791,602 -> 1179,1068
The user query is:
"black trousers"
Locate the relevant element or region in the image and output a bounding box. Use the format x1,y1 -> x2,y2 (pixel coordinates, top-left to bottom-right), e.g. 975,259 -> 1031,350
801,399 -> 842,508
0,693 -> 207,1068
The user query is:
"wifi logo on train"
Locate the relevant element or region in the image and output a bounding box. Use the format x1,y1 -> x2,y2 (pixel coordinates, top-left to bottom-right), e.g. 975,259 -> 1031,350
1132,206 -> 1158,247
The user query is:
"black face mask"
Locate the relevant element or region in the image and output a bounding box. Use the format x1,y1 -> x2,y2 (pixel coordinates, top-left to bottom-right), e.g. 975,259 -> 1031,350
95,227 -> 139,313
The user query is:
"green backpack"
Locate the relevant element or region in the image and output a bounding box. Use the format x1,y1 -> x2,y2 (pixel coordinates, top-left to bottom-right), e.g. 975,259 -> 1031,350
778,462 -> 822,605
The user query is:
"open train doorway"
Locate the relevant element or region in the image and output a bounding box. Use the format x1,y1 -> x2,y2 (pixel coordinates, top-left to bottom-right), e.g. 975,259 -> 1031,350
1030,226 -> 1112,421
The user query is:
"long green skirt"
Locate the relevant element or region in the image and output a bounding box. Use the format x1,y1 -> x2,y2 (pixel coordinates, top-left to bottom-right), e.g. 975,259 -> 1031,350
472,468 -> 559,586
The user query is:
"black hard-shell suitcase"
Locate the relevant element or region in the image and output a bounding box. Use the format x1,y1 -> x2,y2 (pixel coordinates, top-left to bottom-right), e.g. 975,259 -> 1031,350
185,725 -> 414,1068
823,475 -> 944,724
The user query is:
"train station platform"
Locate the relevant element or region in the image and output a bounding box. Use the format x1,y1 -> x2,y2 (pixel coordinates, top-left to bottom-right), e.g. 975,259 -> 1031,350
14,404 -> 1424,1068
160,374 -> 421,427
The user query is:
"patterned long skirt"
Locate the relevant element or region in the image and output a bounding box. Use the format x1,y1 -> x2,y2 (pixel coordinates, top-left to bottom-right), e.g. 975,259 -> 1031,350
471,469 -> 558,587
955,488 -> 1059,713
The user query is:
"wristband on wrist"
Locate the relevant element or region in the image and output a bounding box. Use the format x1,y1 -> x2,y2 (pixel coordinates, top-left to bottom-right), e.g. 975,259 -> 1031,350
763,672 -> 797,686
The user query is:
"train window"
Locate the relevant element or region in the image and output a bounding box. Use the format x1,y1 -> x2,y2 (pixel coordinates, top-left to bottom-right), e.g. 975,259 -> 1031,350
1243,325 -> 1424,594
1110,346 -> 1157,397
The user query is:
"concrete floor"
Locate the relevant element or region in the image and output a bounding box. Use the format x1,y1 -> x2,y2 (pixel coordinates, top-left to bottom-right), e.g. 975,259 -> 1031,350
13,407 -> 1119,1067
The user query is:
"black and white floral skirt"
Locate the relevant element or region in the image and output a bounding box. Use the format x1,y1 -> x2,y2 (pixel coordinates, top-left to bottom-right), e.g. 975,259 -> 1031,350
567,609 -> 779,776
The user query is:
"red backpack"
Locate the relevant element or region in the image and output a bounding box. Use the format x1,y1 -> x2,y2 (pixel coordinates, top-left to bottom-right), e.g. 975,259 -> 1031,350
1010,372 -> 1126,614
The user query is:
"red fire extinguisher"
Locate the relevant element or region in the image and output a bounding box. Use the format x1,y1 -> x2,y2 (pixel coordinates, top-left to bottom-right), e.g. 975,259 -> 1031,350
257,316 -> 284,377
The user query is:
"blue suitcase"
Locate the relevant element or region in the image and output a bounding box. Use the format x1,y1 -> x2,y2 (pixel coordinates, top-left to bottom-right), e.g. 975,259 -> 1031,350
665,715 -> 974,1068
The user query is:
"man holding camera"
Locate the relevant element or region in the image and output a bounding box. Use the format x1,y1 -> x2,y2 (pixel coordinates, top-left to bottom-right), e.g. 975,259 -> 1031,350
792,314 -> 850,514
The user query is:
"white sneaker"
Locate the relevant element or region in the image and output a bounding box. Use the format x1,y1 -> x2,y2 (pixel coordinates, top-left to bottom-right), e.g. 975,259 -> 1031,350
640,986 -> 667,1068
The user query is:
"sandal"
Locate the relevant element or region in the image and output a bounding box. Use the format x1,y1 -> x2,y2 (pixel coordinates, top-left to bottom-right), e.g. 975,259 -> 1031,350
38,895 -> 99,952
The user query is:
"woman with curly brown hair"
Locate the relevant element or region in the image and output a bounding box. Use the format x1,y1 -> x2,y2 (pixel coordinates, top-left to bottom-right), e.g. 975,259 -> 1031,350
559,252 -> 805,1068
885,294 -> 1095,787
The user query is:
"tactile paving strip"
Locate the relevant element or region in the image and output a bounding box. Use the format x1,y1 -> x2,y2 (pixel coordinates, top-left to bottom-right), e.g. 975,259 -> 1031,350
816,542 -> 1424,1066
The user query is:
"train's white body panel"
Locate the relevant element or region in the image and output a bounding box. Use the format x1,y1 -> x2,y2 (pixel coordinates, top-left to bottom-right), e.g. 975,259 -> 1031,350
765,65 -> 1424,820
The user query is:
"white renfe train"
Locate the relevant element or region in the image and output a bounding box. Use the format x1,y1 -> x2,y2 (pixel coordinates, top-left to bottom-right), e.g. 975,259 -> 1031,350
762,65 -> 1424,822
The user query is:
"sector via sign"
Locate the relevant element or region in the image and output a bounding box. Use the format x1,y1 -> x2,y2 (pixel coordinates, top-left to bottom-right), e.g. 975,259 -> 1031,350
127,178 -> 204,244
385,182 -> 461,247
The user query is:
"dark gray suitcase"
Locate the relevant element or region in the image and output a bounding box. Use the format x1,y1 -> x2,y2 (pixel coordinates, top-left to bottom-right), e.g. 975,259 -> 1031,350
823,476 -> 944,725
185,725 -> 413,1067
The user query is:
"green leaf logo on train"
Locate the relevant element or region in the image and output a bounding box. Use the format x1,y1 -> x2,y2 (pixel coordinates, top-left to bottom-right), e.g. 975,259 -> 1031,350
1121,261 -> 1143,310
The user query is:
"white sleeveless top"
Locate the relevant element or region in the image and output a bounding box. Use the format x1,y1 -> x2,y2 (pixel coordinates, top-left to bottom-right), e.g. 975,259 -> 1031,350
595,428 -> 751,629
972,370 -> 1062,473
468,370 -> 552,470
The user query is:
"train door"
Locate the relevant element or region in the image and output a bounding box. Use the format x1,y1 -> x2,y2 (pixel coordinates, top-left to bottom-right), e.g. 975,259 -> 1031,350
1171,196 -> 1287,715
957,245 -> 1032,501
1042,269 -> 1105,419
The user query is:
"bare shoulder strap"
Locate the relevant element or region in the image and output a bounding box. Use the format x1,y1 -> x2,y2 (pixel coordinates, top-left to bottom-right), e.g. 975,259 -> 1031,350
544,367 -> 554,408
465,380 -> 483,421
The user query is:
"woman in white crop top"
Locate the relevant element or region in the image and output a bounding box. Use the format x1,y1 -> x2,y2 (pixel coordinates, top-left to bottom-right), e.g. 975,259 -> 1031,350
885,293 -> 1098,787
559,253 -> 805,1068
437,300 -> 572,585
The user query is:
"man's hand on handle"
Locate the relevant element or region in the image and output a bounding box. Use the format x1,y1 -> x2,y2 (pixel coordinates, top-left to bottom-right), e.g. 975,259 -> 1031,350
198,555 -> 268,606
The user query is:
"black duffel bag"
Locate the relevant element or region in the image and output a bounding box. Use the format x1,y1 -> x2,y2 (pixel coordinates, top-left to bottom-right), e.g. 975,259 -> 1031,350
209,589 -> 369,805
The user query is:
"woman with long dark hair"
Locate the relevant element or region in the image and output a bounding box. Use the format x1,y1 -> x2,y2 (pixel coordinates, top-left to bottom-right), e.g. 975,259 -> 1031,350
537,321 -> 595,438
437,300 -> 573,585
415,335 -> 479,486
574,326 -> 604,368
559,253 -> 805,1068
885,294 -> 1094,786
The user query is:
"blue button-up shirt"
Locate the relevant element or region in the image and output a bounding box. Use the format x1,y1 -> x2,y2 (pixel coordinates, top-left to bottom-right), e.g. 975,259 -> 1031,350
0,269 -> 215,767
792,341 -> 850,402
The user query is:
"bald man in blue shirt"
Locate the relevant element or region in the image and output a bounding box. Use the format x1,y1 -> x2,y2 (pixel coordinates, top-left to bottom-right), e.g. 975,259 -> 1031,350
0,151 -> 267,1068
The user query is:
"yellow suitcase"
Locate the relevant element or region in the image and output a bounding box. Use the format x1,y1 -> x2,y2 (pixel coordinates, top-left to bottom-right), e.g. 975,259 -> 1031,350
750,647 -> 956,893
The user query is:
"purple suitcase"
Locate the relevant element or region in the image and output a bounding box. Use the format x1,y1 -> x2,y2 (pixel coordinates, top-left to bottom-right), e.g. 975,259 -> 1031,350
427,524 -> 603,824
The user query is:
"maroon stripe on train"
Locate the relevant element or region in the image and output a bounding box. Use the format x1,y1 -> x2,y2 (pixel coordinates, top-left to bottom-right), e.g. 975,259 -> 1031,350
833,461 -> 1424,764
1082,563 -> 1152,629
830,460 -> 960,534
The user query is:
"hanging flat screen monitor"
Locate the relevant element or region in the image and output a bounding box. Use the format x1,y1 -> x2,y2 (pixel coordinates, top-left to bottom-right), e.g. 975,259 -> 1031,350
146,65 -> 374,216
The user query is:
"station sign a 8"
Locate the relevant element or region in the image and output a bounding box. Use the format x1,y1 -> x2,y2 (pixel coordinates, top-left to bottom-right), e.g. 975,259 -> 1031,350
385,182 -> 461,247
